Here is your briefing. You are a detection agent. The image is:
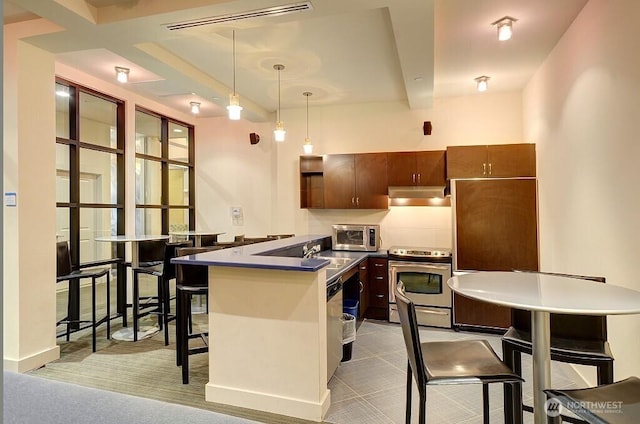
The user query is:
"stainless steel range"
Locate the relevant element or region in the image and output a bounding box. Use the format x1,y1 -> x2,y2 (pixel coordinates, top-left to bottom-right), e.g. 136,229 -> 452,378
388,246 -> 453,328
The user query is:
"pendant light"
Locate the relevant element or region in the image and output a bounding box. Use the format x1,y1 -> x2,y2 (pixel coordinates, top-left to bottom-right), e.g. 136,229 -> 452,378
302,92 -> 313,154
273,64 -> 286,142
227,30 -> 243,120
492,16 -> 517,41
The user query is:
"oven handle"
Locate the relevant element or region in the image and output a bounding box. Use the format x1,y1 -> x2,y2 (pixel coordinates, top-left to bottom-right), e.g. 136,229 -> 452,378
388,261 -> 451,272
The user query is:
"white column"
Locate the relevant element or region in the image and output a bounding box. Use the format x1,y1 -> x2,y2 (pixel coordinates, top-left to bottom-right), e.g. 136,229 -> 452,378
3,23 -> 60,371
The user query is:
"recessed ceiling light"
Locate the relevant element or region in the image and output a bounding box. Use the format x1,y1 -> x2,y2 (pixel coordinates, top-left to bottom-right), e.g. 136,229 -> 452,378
475,76 -> 490,92
414,76 -> 423,82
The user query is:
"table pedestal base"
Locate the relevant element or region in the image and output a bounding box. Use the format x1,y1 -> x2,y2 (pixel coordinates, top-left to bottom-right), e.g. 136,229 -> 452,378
112,326 -> 159,341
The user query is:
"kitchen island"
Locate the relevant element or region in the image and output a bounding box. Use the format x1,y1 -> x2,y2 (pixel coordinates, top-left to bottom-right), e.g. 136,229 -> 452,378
171,235 -> 367,422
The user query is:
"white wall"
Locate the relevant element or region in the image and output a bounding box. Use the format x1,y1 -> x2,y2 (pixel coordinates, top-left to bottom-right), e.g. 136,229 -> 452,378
523,0 -> 640,382
194,91 -> 524,247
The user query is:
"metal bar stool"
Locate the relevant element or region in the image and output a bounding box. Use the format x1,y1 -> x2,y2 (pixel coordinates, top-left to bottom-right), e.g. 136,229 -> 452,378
56,241 -> 111,352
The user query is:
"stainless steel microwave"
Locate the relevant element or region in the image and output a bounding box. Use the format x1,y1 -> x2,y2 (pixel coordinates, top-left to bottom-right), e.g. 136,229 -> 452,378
331,224 -> 381,252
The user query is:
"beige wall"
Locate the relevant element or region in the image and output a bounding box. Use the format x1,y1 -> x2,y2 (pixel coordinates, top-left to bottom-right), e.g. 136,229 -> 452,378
523,0 -> 640,382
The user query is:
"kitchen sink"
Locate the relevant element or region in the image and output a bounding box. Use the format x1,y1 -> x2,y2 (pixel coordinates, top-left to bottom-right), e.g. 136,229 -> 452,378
316,256 -> 353,269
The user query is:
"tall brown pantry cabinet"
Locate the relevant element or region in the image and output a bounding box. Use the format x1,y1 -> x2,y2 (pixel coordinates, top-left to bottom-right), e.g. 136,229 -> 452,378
452,178 -> 539,330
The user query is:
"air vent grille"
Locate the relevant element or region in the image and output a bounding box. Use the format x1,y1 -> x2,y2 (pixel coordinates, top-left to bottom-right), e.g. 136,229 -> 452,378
164,2 -> 313,30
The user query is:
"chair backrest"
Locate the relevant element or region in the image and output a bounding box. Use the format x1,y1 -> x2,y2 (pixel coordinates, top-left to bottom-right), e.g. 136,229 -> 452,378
395,282 -> 428,389
198,235 -> 219,247
163,240 -> 193,280
175,246 -> 222,287
56,241 -> 73,278
137,239 -> 167,265
512,271 -> 607,341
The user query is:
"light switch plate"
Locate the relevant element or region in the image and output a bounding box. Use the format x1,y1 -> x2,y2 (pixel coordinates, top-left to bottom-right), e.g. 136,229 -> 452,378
231,206 -> 243,225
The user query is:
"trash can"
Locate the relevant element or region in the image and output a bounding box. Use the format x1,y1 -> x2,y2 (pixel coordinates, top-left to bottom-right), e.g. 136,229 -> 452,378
341,312 -> 356,362
343,299 -> 359,318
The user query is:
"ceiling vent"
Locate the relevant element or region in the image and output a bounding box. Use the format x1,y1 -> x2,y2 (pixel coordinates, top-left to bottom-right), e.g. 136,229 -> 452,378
164,2 -> 313,30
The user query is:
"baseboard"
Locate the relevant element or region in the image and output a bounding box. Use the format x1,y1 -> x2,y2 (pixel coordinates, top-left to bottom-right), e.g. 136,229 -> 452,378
206,382 -> 330,422
3,345 -> 60,373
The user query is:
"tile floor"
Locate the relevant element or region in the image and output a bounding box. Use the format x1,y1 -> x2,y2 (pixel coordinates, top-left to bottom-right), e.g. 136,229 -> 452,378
325,320 -> 583,424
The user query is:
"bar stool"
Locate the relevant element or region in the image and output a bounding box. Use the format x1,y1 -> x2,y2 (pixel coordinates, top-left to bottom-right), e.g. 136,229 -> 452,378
395,282 -> 524,424
503,271 -> 614,423
174,246 -> 220,384
544,376 -> 640,423
56,241 -> 111,352
131,240 -> 166,342
132,240 -> 193,344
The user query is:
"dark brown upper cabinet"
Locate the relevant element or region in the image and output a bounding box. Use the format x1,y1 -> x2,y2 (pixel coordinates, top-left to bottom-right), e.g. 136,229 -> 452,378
446,143 -> 536,179
387,150 -> 446,186
323,153 -> 388,209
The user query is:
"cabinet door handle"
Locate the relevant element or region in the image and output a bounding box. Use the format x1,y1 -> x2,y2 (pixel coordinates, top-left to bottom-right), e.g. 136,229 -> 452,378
412,173 -> 416,183
375,294 -> 384,298
417,173 -> 421,184
351,197 -> 355,206
359,281 -> 364,293
356,197 -> 360,206
488,163 -> 492,175
375,276 -> 384,280
374,263 -> 384,267
482,163 -> 486,175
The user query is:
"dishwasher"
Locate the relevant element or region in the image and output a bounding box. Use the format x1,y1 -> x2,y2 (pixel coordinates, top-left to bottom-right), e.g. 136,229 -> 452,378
326,277 -> 343,382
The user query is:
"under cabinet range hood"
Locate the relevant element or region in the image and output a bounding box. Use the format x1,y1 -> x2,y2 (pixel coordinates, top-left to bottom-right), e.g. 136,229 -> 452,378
388,186 -> 446,199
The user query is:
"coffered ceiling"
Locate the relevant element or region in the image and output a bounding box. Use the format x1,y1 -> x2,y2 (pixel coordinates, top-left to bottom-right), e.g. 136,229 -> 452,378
4,0 -> 587,120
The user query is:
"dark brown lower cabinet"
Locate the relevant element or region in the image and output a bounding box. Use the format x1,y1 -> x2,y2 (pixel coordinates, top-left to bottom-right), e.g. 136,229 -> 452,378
364,258 -> 388,320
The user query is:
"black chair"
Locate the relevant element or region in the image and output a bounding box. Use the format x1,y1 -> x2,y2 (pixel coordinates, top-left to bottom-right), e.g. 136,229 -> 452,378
395,282 -> 523,424
56,241 -> 111,352
544,376 -> 640,424
132,240 -> 193,344
196,234 -> 219,247
503,271 -> 614,423
131,240 -> 166,342
267,234 -> 295,239
174,246 -> 220,384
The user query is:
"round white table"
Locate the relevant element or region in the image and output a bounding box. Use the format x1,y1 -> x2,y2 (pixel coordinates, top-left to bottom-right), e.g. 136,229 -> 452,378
95,234 -> 170,341
448,271 -> 640,424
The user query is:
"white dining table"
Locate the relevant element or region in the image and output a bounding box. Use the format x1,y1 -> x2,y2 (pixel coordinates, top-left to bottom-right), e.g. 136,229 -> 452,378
448,271 -> 640,424
95,234 -> 170,341
168,230 -> 225,247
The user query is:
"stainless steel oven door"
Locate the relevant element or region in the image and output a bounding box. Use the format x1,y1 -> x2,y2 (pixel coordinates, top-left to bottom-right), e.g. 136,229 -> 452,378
388,261 -> 452,307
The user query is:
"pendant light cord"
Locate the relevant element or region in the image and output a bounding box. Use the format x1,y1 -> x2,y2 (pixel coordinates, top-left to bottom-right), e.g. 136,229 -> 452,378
232,30 -> 236,95
306,94 -> 309,138
277,67 -> 281,122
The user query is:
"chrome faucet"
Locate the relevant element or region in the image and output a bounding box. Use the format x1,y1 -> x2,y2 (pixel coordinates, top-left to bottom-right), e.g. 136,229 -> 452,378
303,243 -> 322,259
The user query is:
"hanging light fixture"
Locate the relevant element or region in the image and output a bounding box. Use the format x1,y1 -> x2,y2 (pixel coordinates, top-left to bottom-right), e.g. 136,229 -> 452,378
227,30 -> 243,120
492,16 -> 517,41
115,66 -> 129,83
475,76 -> 490,92
302,92 -> 313,154
190,101 -> 201,114
273,64 -> 286,142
